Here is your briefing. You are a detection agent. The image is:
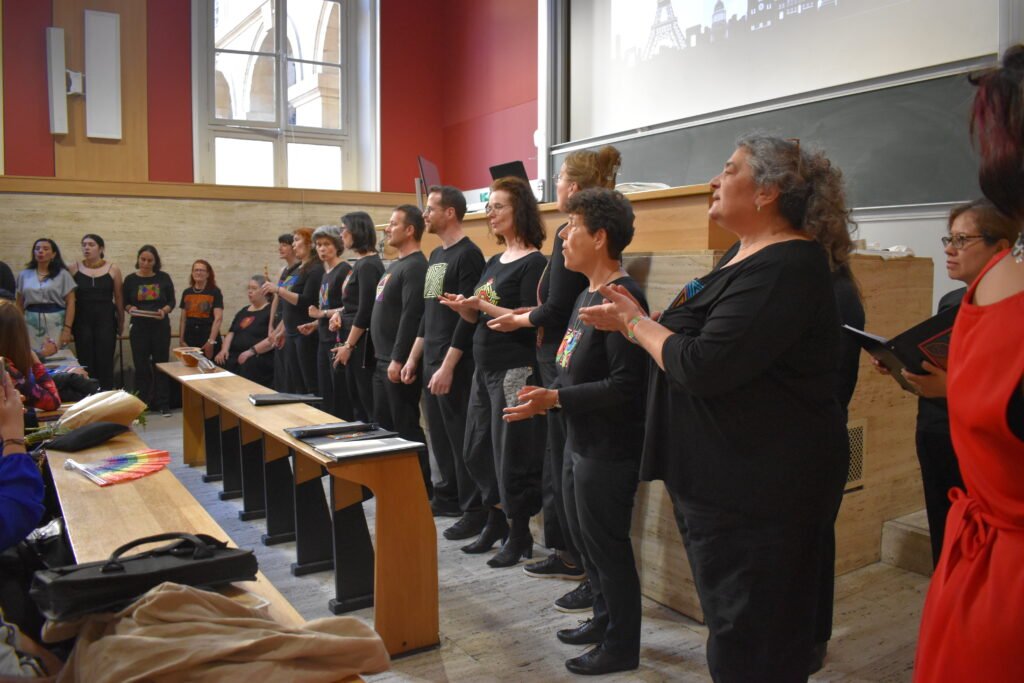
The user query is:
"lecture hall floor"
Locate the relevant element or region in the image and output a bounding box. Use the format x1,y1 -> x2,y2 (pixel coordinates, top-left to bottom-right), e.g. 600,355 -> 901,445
144,412 -> 928,682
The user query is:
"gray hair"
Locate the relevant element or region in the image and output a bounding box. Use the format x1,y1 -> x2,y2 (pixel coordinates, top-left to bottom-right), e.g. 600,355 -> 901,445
737,134 -> 854,270
250,275 -> 268,287
312,224 -> 344,254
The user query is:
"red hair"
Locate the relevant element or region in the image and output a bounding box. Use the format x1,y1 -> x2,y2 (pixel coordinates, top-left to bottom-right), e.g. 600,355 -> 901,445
970,45 -> 1024,220
188,259 -> 217,289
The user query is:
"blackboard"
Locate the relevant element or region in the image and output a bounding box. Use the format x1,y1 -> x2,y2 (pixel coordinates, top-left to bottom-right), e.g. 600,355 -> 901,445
552,74 -> 981,208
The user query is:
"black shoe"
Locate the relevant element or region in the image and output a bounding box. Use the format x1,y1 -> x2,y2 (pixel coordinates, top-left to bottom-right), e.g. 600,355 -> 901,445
555,579 -> 594,613
430,497 -> 462,518
556,618 -> 607,645
565,644 -> 639,676
443,510 -> 488,540
808,641 -> 828,675
524,553 -> 586,580
461,510 -> 508,554
487,528 -> 534,568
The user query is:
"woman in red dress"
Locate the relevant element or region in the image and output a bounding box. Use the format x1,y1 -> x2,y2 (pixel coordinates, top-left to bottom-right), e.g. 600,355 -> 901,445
913,46 -> 1024,683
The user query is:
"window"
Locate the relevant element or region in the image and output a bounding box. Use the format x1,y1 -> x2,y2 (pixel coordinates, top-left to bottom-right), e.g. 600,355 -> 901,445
194,0 -> 373,189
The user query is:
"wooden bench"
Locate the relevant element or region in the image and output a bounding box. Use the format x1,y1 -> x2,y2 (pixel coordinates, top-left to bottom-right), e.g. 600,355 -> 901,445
45,431 -> 303,628
158,362 -> 440,657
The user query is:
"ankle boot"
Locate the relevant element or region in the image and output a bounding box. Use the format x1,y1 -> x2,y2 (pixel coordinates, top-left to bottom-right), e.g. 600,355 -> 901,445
487,517 -> 534,567
461,509 -> 509,554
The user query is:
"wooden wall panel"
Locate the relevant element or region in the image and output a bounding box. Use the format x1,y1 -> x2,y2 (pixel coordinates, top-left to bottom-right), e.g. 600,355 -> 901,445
53,0 -> 148,181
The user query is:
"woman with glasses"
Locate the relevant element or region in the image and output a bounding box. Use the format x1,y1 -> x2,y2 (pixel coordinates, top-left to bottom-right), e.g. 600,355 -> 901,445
440,176 -> 547,568
874,199 -> 1018,569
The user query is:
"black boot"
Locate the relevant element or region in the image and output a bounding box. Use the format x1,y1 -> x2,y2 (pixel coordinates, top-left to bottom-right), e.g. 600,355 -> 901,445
461,508 -> 508,554
487,516 -> 534,568
443,510 -> 488,541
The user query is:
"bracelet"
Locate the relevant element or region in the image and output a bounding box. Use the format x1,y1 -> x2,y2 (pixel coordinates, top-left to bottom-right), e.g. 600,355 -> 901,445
63,324 -> 72,330
249,346 -> 258,355
626,315 -> 648,344
3,437 -> 26,448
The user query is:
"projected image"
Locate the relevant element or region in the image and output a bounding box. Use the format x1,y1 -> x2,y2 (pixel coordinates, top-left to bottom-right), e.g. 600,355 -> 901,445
569,0 -> 997,140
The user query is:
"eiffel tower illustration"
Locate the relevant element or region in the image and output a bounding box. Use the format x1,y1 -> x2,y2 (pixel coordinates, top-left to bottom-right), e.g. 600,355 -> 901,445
644,0 -> 686,59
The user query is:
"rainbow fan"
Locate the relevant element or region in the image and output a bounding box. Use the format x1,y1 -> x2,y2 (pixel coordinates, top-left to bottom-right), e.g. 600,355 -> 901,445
63,449 -> 171,487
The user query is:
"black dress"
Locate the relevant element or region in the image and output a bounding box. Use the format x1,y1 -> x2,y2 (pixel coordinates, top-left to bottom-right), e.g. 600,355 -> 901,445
645,239 -> 846,682
72,268 -> 118,389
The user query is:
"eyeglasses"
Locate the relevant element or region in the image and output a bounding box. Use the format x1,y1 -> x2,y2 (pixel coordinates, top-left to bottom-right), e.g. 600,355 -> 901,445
941,234 -> 987,249
484,202 -> 508,214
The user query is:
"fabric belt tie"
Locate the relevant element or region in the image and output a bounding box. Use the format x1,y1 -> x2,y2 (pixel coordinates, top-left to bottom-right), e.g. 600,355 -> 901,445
943,487 -> 1021,580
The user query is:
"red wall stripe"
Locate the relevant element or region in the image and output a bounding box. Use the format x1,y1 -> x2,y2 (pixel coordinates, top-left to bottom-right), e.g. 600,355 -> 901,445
2,0 -> 55,177
146,0 -> 193,183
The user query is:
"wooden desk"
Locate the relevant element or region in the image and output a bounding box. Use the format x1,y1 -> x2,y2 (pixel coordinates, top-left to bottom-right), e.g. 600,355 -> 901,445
159,362 -> 440,657
46,432 -> 303,629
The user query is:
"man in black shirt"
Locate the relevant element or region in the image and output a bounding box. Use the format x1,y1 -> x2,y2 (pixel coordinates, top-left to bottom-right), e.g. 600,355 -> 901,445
401,186 -> 487,536
370,204 -> 431,496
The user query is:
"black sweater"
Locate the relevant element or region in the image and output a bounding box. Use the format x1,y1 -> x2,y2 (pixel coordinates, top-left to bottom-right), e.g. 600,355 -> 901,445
463,251 -> 548,372
529,228 -> 589,347
342,255 -> 385,330
642,240 -> 847,521
370,252 -> 427,363
318,261 -> 352,342
553,276 -> 649,460
282,262 -> 324,332
418,237 -> 486,367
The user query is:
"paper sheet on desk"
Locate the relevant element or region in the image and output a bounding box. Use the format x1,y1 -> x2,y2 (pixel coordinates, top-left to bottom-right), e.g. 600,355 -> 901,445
179,371 -> 234,381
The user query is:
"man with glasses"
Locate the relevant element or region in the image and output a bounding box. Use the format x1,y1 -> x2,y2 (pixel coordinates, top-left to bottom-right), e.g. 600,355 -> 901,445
401,186 -> 487,538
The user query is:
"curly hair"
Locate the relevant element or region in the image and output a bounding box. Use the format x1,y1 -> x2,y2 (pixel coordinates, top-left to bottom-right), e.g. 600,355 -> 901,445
563,145 -> 622,190
737,135 -> 855,270
970,44 -> 1024,221
490,176 -> 545,249
564,188 -> 635,260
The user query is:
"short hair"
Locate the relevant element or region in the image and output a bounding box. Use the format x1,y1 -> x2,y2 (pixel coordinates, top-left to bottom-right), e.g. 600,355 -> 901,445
948,198 -> 1020,245
278,233 -> 294,246
341,211 -> 378,253
27,238 -> 67,278
250,274 -> 268,287
565,188 -> 635,260
428,185 -> 467,221
737,135 -> 854,271
489,177 -> 545,249
189,259 -> 217,289
81,233 -> 106,257
312,224 -> 345,255
394,204 -> 425,241
136,244 -> 162,272
562,146 -> 622,190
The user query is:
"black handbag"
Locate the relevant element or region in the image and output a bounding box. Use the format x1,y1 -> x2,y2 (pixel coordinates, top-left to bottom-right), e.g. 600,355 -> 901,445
29,532 -> 258,621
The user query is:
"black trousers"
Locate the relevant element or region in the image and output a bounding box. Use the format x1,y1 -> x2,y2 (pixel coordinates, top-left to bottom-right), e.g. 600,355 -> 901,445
317,339 -> 353,419
423,359 -> 481,512
373,359 -> 431,497
345,346 -> 375,422
462,366 -> 543,519
129,322 -> 170,411
271,335 -> 288,392
563,450 -> 641,657
284,331 -> 317,394
669,491 -> 824,683
73,311 -> 116,389
916,429 -> 966,567
537,346 -> 579,561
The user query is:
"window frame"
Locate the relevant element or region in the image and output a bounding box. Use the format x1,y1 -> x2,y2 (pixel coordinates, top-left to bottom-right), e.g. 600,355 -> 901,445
193,0 -> 361,189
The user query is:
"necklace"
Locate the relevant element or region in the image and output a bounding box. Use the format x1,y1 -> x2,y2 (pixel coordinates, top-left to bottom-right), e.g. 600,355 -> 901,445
555,269 -> 622,369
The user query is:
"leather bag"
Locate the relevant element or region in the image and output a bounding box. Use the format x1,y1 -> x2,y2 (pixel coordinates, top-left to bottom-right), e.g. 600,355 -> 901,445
29,533 -> 258,621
